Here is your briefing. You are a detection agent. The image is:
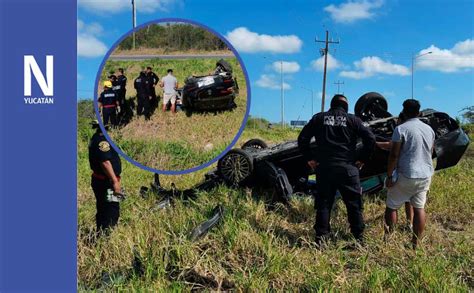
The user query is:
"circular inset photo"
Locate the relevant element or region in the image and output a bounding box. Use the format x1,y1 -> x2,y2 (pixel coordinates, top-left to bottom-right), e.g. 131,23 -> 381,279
94,19 -> 249,173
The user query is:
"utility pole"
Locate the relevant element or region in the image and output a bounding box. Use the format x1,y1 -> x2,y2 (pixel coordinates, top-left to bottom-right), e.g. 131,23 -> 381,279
280,61 -> 285,128
316,31 -> 339,112
132,0 -> 136,50
334,80 -> 344,94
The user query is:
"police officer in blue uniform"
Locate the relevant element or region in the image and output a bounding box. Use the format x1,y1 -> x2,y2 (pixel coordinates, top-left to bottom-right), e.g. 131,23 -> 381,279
145,66 -> 159,113
134,71 -> 151,119
98,81 -> 119,126
116,68 -> 127,106
298,94 -> 375,245
89,120 -> 123,234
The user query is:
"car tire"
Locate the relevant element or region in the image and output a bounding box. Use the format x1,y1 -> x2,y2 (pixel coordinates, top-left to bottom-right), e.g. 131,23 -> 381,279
354,92 -> 388,118
216,59 -> 233,73
217,149 -> 253,185
242,139 -> 268,150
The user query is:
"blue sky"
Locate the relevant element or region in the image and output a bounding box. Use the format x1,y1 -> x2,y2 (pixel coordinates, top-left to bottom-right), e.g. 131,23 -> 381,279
78,0 -> 474,123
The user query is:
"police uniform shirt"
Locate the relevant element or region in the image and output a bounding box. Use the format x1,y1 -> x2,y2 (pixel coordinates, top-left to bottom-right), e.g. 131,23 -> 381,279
112,79 -> 121,93
298,107 -> 375,165
117,75 -> 127,93
135,75 -> 151,96
99,89 -> 117,106
147,72 -> 159,86
134,76 -> 142,90
89,132 -> 121,177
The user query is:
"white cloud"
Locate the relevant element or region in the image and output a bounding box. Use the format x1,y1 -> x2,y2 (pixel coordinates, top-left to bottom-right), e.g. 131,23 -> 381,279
424,85 -> 436,92
311,54 -> 342,71
452,39 -> 474,55
77,19 -> 108,58
256,74 -> 291,90
78,0 -> 181,14
324,0 -> 384,23
340,56 -> 410,79
271,61 -> 300,73
416,39 -> 474,73
225,27 -> 302,54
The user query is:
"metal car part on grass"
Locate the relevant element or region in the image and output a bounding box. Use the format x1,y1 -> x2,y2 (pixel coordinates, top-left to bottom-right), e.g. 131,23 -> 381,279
189,204 -> 224,241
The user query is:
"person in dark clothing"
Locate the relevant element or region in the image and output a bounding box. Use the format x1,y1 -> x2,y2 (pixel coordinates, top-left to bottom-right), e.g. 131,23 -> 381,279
116,68 -> 127,105
134,71 -> 151,120
98,81 -> 119,126
88,120 -> 123,234
108,73 -> 117,83
298,94 -> 375,246
146,66 -> 159,113
109,74 -> 121,105
114,68 -> 128,125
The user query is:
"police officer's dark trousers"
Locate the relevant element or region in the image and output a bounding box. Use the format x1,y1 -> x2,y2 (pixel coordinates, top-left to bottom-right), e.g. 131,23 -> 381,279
119,91 -> 126,107
137,95 -> 150,119
91,176 -> 120,233
116,92 -> 126,124
315,163 -> 365,240
149,88 -> 158,113
103,106 -> 117,126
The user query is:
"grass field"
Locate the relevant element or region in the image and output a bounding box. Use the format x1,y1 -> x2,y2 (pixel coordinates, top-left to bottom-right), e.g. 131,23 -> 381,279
78,117 -> 473,291
100,57 -> 247,171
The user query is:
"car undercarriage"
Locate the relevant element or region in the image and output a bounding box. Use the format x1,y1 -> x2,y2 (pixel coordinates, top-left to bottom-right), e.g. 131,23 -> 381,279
179,59 -> 239,114
144,92 -> 470,206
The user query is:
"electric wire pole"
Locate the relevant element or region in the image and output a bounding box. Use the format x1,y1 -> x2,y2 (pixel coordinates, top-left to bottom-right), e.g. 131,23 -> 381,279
411,51 -> 432,99
316,31 -> 339,112
280,61 -> 285,128
334,80 -> 344,94
132,0 -> 136,50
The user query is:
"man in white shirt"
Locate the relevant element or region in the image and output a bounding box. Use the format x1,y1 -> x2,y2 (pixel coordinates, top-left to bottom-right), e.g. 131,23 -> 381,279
385,99 -> 435,249
159,69 -> 178,113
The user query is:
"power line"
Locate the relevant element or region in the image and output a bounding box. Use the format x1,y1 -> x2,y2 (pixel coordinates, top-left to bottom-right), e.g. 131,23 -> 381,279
334,80 -> 344,94
316,30 -> 339,112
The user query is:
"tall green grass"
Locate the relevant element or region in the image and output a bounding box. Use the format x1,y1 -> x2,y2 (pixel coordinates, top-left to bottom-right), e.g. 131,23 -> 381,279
78,118 -> 473,291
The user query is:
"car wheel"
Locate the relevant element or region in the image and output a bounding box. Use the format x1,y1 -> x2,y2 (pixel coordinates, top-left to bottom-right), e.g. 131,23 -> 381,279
355,92 -> 389,120
242,138 -> 268,150
218,149 -> 253,185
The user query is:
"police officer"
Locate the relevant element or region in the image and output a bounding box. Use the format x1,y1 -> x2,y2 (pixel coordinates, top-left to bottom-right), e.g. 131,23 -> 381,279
145,66 -> 159,113
98,81 -> 119,126
116,68 -> 127,106
88,120 -> 123,234
298,94 -> 375,246
109,74 -> 120,97
134,71 -> 151,119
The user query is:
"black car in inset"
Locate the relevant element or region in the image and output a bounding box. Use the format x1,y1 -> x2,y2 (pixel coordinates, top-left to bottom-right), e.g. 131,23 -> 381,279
179,59 -> 239,113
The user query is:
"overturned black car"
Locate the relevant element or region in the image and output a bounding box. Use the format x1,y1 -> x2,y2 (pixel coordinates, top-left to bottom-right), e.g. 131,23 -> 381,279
215,92 -> 470,200
180,59 -> 239,113
143,92 -> 469,204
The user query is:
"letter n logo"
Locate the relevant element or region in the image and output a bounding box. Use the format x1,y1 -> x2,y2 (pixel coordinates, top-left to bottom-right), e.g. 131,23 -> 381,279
24,55 -> 54,96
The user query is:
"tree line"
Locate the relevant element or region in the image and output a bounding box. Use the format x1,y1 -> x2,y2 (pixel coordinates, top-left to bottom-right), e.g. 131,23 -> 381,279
118,23 -> 228,52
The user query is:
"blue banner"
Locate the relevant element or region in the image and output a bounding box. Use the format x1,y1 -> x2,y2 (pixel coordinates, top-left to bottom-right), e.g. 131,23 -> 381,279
0,0 -> 77,291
